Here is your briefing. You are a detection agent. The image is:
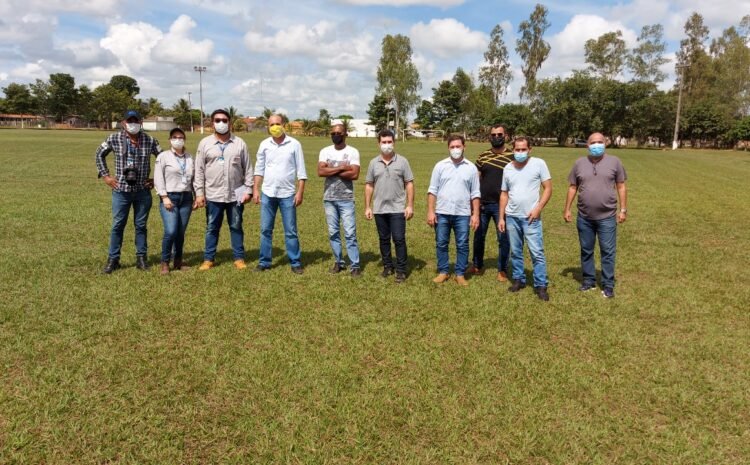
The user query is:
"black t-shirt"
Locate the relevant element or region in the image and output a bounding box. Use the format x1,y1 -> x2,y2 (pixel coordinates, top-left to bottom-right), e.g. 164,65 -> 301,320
475,148 -> 513,204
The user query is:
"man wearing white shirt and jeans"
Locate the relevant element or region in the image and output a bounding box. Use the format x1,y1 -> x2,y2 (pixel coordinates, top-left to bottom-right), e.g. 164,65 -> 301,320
499,136 -> 552,301
426,134 -> 481,286
253,114 -> 307,274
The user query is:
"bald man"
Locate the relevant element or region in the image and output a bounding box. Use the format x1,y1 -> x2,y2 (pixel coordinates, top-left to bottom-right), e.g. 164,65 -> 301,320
563,132 -> 628,299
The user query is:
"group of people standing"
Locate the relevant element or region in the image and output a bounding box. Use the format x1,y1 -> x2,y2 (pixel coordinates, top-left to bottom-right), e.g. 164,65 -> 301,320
95,110 -> 627,300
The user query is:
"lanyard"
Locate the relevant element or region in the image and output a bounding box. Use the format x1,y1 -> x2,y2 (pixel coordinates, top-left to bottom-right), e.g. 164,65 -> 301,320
217,141 -> 230,161
174,153 -> 187,175
125,138 -> 138,165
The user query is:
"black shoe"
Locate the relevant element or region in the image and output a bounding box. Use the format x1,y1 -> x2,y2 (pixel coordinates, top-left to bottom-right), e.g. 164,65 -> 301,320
102,258 -> 120,274
508,280 -> 526,292
394,272 -> 406,283
579,282 -> 596,292
535,286 -> 550,301
602,288 -> 615,299
135,256 -> 150,270
291,266 -> 304,275
381,267 -> 394,278
254,265 -> 270,272
350,268 -> 362,278
329,263 -> 342,274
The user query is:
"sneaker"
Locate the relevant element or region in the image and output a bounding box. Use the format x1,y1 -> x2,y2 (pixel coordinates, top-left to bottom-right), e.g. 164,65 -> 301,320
432,273 -> 450,284
381,267 -> 394,278
508,280 -> 526,292
602,288 -> 615,299
454,275 -> 469,287
394,272 -> 406,283
350,268 -> 362,278
198,260 -> 214,271
534,286 -> 550,301
496,271 -> 509,282
102,258 -> 120,274
291,266 -> 304,275
233,259 -> 247,270
253,265 -> 270,272
579,282 -> 596,292
159,262 -> 170,275
135,256 -> 150,270
329,263 -> 342,274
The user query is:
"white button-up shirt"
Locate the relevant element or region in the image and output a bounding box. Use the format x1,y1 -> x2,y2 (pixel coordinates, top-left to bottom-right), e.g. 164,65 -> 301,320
428,157 -> 480,216
255,135 -> 307,198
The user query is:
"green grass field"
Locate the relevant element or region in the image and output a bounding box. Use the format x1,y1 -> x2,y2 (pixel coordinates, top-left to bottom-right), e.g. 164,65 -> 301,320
1,129 -> 749,464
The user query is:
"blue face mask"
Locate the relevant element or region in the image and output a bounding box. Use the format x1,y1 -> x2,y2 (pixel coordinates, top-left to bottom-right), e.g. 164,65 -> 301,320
513,151 -> 528,163
588,143 -> 605,157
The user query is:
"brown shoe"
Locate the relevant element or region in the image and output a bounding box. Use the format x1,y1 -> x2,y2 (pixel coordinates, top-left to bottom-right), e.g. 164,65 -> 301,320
198,260 -> 214,271
468,265 -> 483,275
496,271 -> 509,282
455,275 -> 469,286
233,259 -> 247,270
160,262 -> 170,275
432,273 -> 450,284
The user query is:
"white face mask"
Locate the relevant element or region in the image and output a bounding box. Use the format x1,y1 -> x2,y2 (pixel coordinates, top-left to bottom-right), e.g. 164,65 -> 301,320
380,143 -> 394,155
214,121 -> 229,134
170,138 -> 185,150
125,123 -> 141,135
449,148 -> 463,160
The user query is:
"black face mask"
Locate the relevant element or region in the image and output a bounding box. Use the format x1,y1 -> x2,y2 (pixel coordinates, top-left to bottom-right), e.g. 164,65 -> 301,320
490,136 -> 505,148
332,134 -> 345,145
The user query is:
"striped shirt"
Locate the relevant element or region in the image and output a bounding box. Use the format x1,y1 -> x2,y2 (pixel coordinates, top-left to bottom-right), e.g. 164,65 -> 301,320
475,148 -> 513,204
95,130 -> 162,192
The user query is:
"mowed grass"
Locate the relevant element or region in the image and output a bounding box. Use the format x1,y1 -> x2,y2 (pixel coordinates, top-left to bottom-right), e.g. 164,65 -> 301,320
0,128 -> 748,464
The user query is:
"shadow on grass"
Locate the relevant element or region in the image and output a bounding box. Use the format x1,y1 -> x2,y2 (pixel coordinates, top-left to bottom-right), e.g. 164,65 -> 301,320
560,266 -> 601,285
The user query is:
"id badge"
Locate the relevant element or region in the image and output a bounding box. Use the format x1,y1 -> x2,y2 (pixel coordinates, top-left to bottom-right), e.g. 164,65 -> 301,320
218,157 -> 225,165
181,175 -> 187,184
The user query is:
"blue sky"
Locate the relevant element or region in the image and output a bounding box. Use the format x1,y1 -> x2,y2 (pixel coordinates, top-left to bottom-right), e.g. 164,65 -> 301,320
1,0 -> 747,119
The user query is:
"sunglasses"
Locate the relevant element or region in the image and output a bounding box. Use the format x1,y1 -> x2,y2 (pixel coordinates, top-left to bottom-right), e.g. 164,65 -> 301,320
214,118 -> 228,123
330,132 -> 345,136
490,133 -> 505,137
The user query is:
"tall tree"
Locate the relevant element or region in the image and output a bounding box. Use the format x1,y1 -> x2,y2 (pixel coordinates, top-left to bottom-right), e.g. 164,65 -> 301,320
584,31 -> 628,79
479,24 -> 512,105
76,84 -> 96,125
142,97 -> 165,117
676,12 -> 711,101
376,34 -> 421,136
109,75 -> 140,99
628,24 -> 670,83
318,108 -> 331,129
515,4 -> 551,101
29,79 -> 50,117
415,99 -> 438,129
92,84 -> 130,129
710,25 -> 750,117
452,68 -> 475,133
171,98 -> 192,128
431,79 -> 462,133
2,83 -> 34,114
366,93 -> 390,131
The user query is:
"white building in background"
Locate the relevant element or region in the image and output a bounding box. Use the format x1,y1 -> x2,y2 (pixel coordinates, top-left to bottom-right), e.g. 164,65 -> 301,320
142,116 -> 176,132
331,118 -> 376,138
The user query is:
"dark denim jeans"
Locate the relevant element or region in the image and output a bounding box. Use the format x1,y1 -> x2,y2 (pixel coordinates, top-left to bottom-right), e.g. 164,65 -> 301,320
259,193 -> 301,268
204,200 -> 245,261
159,191 -> 193,262
506,215 -> 548,288
374,213 -> 407,273
324,200 -> 360,269
435,214 -> 470,276
472,202 -> 510,272
577,214 -> 617,289
108,189 -> 152,260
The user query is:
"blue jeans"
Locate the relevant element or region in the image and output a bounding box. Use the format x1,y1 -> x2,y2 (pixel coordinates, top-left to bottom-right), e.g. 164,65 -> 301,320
374,213 -> 407,273
472,202 -> 510,271
108,189 -> 152,260
259,193 -> 302,268
577,215 -> 617,289
506,216 -> 548,287
435,214 -> 470,276
324,200 -> 360,269
159,191 -> 193,262
204,200 -> 245,261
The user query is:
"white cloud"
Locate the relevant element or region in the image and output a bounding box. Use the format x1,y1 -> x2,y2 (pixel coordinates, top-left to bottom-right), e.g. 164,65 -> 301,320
59,39 -> 118,68
410,18 -> 487,58
338,0 -> 465,5
0,0 -> 118,17
100,22 -> 163,72
152,15 -> 214,64
10,61 -> 47,80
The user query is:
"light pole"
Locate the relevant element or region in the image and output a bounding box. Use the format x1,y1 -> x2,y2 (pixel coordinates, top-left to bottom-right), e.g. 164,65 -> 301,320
672,64 -> 690,150
194,65 -> 207,134
187,91 -> 193,133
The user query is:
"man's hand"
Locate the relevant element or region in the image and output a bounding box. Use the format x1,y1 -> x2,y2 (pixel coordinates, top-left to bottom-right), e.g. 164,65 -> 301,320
194,196 -> 206,210
404,206 -> 414,220
252,188 -> 261,205
144,178 -> 155,189
470,214 -> 480,232
617,211 -> 627,223
365,207 -> 373,220
527,206 -> 542,223
426,211 -> 437,227
103,175 -> 118,189
241,193 -> 251,205
498,218 -> 506,233
294,191 -> 304,207
563,209 -> 573,223
162,197 -> 174,211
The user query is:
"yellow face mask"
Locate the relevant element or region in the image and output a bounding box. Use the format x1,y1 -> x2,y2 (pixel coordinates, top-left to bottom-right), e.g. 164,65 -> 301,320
269,124 -> 284,138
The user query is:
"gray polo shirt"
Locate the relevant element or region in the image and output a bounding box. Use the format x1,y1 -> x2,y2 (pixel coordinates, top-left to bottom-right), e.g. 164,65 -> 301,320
568,154 -> 627,220
365,153 -> 414,214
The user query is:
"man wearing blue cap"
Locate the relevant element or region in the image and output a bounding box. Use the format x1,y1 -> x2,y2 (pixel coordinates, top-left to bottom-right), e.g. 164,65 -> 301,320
95,110 -> 162,274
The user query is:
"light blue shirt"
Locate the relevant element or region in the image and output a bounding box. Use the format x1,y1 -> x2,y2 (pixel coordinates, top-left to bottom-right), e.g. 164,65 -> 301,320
428,157 -> 480,216
255,135 -> 307,198
501,157 -> 551,217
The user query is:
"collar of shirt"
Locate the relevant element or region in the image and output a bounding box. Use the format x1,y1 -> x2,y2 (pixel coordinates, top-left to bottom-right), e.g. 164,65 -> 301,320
269,135 -> 291,147
213,135 -> 235,145
378,153 -> 398,165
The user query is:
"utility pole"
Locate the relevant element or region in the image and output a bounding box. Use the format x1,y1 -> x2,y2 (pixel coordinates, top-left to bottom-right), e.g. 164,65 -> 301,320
672,64 -> 690,150
194,65 -> 207,134
187,91 -> 193,133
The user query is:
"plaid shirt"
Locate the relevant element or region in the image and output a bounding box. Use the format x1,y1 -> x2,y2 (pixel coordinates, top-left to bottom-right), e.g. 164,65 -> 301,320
95,130 -> 162,192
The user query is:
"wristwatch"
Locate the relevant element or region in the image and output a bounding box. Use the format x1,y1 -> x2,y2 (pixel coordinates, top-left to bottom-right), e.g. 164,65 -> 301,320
620,208 -> 628,213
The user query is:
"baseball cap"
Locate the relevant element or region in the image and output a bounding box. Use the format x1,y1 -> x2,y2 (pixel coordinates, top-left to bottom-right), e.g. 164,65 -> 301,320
123,110 -> 142,121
